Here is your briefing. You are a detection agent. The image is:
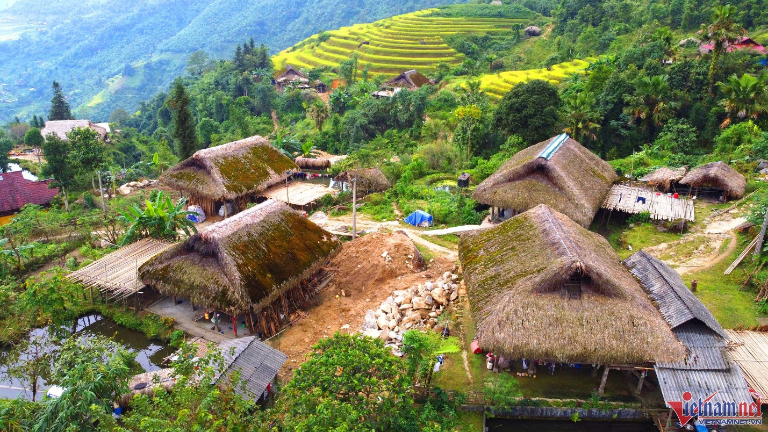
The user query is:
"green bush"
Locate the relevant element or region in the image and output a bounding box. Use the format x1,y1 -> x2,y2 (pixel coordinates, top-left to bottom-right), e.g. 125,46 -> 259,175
169,330 -> 185,348
628,212 -> 651,224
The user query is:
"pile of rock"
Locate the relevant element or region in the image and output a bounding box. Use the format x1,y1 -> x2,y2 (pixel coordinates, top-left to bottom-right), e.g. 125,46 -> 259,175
118,179 -> 157,195
360,271 -> 460,346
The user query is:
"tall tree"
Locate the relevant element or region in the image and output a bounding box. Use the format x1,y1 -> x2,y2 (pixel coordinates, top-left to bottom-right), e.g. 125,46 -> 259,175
494,79 -> 561,145
41,135 -> 76,211
0,137 -> 12,173
186,50 -> 210,76
623,75 -> 677,141
23,128 -> 45,164
454,104 -> 483,162
699,4 -> 744,95
48,81 -> 72,121
169,80 -> 198,159
718,72 -> 768,127
67,127 -> 105,192
562,91 -> 602,144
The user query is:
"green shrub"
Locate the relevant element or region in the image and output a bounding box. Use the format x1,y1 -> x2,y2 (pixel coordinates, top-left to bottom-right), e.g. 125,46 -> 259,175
169,330 -> 185,348
65,256 -> 79,271
628,212 -> 651,224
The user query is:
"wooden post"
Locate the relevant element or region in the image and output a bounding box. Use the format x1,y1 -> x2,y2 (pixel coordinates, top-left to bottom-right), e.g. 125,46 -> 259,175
286,175 -> 290,206
233,316 -> 237,336
598,367 -> 610,395
97,171 -> 106,215
352,177 -> 357,239
89,286 -> 93,305
635,373 -> 645,395
191,301 -> 195,312
754,209 -> 768,260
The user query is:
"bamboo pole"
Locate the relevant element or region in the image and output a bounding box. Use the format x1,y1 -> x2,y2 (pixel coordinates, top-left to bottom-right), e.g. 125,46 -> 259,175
352,177 -> 357,239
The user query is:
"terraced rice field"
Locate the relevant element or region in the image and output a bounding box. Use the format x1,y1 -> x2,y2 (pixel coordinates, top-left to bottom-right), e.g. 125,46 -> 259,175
474,58 -> 598,98
272,8 -> 529,76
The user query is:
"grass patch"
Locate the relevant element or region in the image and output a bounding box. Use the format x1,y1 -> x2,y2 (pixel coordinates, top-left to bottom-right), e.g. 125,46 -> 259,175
601,220 -> 683,260
455,411 -> 483,432
681,234 -> 762,328
415,243 -> 435,263
421,234 -> 460,250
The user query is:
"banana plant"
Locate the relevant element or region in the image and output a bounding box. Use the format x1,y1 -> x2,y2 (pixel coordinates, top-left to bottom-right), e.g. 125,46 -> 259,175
118,190 -> 197,246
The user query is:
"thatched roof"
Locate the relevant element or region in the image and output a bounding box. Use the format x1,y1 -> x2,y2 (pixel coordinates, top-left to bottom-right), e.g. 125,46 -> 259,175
679,161 -> 746,199
275,64 -> 309,84
161,136 -> 298,201
334,168 -> 391,193
383,70 -> 431,90
458,204 -> 685,364
139,199 -> 340,313
41,120 -> 108,141
295,157 -> 331,170
639,167 -> 687,191
472,134 -> 617,227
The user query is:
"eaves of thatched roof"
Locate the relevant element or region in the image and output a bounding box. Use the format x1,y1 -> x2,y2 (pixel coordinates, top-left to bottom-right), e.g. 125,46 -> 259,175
160,136 -> 298,201
383,69 -> 431,90
639,167 -> 687,192
275,64 -> 309,84
679,161 -> 746,199
138,199 -> 340,313
333,168 -> 391,193
41,120 -> 108,141
458,204 -> 685,365
472,134 -> 617,227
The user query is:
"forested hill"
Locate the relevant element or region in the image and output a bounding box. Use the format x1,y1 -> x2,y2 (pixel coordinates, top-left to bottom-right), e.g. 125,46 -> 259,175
0,0 -> 467,122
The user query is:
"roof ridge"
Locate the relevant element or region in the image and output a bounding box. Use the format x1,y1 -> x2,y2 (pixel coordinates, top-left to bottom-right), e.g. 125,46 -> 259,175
540,206 -> 584,267
537,133 -> 569,160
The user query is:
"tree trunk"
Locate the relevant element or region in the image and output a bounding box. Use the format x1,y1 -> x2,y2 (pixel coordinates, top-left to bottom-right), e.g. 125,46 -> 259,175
63,188 -> 69,212
708,46 -> 722,96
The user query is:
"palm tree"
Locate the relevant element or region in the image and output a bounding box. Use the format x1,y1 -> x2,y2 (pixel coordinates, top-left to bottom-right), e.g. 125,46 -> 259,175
119,190 -> 196,246
562,92 -> 602,143
306,102 -> 330,130
699,4 -> 744,95
271,129 -> 301,157
623,75 -> 678,141
718,72 -> 768,127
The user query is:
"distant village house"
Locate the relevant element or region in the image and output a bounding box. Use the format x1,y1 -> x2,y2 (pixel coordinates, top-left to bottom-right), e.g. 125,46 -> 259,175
700,37 -> 766,54
273,64 -> 327,93
373,69 -> 432,98
40,120 -> 109,142
0,171 -> 59,215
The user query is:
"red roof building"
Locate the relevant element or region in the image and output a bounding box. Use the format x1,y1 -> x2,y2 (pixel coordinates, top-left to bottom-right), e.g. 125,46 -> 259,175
700,37 -> 767,54
0,171 -> 59,214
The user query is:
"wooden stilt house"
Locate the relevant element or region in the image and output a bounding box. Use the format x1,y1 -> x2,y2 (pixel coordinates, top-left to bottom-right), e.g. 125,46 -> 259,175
160,136 -> 297,218
138,199 -> 341,337
459,205 -> 684,392
679,161 -> 746,201
472,134 -> 617,227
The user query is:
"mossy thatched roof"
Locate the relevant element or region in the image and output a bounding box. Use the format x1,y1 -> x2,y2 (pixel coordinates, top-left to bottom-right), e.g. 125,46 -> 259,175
679,161 -> 746,199
472,135 -> 617,227
458,204 -> 685,365
139,199 -> 340,313
334,168 -> 391,193
161,136 -> 298,201
640,167 -> 687,191
383,70 -> 431,90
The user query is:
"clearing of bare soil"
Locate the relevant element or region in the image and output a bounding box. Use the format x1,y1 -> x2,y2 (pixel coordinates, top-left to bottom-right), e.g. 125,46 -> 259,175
644,211 -> 745,275
267,231 -> 455,381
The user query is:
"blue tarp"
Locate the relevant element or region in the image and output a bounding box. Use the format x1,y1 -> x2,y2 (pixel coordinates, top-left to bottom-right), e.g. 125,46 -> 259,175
405,210 -> 433,227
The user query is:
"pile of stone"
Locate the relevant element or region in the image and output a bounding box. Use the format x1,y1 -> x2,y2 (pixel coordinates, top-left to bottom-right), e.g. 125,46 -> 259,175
360,271 -> 460,346
118,179 -> 157,195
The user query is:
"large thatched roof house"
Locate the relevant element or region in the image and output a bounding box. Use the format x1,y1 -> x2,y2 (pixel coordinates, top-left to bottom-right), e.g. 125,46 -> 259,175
458,204 -> 684,366
333,168 -> 391,194
383,70 -> 431,90
679,161 -> 746,200
161,136 -> 297,217
139,199 -> 340,336
639,166 -> 687,192
473,134 -> 617,227
41,120 -> 109,141
274,64 -> 326,92
625,251 -> 753,410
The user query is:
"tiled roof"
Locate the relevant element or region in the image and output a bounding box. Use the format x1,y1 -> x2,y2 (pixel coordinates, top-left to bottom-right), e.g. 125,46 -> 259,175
0,171 -> 58,213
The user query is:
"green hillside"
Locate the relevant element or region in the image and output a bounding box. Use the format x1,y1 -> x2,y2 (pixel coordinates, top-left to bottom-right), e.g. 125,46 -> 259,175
273,5 -> 537,76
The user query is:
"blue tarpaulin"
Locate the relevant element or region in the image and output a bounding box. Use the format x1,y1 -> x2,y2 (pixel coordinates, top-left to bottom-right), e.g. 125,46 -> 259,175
405,210 -> 433,227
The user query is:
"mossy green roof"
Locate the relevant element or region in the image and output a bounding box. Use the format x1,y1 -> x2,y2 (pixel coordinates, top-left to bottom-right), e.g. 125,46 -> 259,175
161,136 -> 298,201
139,200 -> 340,313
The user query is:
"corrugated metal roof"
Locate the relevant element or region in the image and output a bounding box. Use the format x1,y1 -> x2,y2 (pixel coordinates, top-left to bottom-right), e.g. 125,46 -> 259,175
655,362 -> 754,409
657,323 -> 729,370
215,336 -> 287,400
624,250 -> 726,337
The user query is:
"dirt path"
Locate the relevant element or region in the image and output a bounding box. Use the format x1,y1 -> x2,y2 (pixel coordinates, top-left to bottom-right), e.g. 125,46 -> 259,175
644,213 -> 745,275
401,230 -> 458,261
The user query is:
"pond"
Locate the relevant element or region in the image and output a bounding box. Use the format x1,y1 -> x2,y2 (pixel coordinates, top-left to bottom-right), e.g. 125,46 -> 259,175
8,162 -> 38,181
486,418 -> 658,432
0,314 -> 173,400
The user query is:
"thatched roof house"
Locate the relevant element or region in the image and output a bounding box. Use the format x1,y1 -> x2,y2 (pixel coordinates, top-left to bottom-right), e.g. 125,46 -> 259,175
639,167 -> 687,192
139,199 -> 340,336
625,251 -> 752,409
161,136 -> 297,217
473,134 -> 617,227
334,168 -> 391,194
41,120 -> 108,141
383,70 -> 431,90
295,157 -> 331,170
458,204 -> 684,365
274,64 -> 326,92
679,161 -> 746,200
